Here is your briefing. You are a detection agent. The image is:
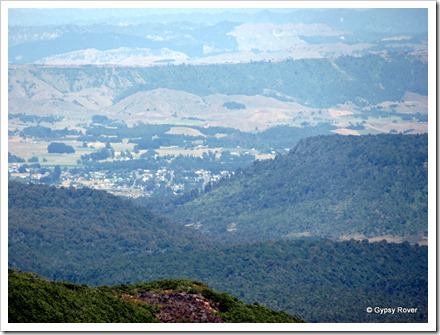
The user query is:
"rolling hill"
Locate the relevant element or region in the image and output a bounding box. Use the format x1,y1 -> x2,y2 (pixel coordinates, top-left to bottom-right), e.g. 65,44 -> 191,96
167,134 -> 428,244
6,7 -> 431,327
9,236 -> 427,323
7,134 -> 429,323
8,53 -> 427,125
8,181 -> 213,280
75,238 -> 426,323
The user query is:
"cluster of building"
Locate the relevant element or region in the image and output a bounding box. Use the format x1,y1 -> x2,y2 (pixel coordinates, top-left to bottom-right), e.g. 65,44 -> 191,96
8,162 -> 232,199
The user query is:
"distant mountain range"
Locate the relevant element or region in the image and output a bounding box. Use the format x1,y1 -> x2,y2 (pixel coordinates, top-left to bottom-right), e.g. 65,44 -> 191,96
9,8 -> 427,65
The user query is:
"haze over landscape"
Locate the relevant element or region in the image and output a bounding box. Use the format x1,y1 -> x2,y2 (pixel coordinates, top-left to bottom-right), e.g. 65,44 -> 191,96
4,4 -> 433,330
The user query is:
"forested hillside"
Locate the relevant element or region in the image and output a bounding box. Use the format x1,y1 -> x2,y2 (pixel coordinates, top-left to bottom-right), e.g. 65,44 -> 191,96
168,134 -> 428,244
7,7 -> 431,327
8,181 -> 213,280
9,269 -> 302,323
9,238 -> 427,323
7,181 -> 428,323
7,134 -> 429,323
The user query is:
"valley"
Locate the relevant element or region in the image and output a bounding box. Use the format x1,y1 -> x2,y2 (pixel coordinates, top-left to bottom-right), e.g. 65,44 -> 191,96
5,6 -> 432,327
163,134 -> 428,245
8,54 -> 428,200
8,181 -> 428,323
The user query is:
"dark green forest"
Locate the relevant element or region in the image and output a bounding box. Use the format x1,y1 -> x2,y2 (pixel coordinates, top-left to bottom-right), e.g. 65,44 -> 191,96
9,269 -> 302,323
8,134 -> 429,323
165,134 -> 428,243
8,181 -> 213,280
72,238 -> 427,323
8,234 -> 428,323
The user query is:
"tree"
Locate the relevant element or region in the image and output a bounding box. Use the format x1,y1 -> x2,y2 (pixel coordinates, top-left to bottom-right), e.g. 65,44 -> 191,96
223,101 -> 246,110
92,115 -> 110,124
47,142 -> 75,154
53,165 -> 61,182
8,152 -> 25,163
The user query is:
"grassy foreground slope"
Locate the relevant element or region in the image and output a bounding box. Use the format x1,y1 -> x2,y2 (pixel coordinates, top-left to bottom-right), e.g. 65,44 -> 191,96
8,269 -> 157,323
8,269 -> 302,323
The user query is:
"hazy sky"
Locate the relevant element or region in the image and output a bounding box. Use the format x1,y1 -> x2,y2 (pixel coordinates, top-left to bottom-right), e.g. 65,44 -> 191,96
8,8 -> 277,26
7,7 -> 428,35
